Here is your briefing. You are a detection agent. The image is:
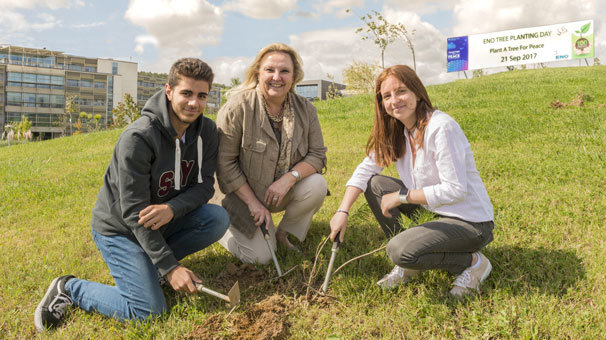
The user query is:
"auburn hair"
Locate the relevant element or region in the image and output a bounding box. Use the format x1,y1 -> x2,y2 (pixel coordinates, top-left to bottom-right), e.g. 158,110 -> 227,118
366,65 -> 434,167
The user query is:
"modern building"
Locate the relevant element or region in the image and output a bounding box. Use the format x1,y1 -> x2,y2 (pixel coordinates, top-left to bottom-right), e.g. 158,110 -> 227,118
1,45 -> 137,139
295,79 -> 346,101
137,72 -> 223,114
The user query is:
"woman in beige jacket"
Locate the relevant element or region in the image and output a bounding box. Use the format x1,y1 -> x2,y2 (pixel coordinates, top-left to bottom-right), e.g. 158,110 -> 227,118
216,43 -> 327,264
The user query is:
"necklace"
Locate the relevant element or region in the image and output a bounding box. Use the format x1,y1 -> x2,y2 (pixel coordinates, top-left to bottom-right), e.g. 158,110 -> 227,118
267,112 -> 284,123
262,98 -> 284,123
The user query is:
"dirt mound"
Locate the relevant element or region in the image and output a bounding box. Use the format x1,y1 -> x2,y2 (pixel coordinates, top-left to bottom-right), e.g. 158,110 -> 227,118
550,92 -> 593,109
231,294 -> 291,340
185,294 -> 292,340
185,314 -> 225,340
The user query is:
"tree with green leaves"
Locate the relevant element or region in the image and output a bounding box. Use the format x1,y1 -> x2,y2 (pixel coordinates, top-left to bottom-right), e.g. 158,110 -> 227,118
111,93 -> 140,128
60,95 -> 79,136
353,9 -> 416,70
342,61 -> 381,93
230,77 -> 241,87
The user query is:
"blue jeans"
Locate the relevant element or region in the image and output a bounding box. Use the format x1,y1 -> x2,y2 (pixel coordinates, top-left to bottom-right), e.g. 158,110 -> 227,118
66,204 -> 229,320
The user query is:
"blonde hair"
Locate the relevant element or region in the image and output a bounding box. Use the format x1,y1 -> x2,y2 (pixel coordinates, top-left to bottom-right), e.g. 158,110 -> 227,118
230,43 -> 304,96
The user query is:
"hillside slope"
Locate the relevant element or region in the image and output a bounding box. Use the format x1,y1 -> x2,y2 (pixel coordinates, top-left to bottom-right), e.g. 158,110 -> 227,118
1,66 -> 604,339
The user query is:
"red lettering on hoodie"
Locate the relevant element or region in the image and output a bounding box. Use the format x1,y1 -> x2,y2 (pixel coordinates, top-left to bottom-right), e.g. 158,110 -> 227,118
157,160 -> 196,197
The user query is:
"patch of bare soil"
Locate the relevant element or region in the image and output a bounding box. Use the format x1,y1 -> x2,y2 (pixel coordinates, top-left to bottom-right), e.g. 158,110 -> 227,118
231,294 -> 291,340
550,92 -> 591,109
185,314 -> 226,340
186,294 -> 293,340
598,104 -> 606,109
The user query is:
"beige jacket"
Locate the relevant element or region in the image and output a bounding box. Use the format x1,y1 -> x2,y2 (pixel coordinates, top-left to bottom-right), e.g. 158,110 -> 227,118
216,89 -> 327,237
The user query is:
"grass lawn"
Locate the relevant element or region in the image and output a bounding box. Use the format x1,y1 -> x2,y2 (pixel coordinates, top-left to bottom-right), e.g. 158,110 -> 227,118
1,66 -> 605,339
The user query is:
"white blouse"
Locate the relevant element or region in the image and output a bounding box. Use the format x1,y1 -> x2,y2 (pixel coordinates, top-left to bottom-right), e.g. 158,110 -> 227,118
346,110 -> 494,223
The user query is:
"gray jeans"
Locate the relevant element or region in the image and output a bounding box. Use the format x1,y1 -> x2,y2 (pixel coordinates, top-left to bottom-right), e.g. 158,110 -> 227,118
365,175 -> 494,274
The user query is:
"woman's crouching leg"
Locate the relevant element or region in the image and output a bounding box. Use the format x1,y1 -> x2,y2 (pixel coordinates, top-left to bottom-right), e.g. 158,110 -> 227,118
277,173 -> 327,242
219,224 -> 277,265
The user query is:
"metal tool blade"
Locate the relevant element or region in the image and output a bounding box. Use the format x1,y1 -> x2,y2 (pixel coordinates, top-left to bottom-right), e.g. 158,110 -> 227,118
321,232 -> 341,293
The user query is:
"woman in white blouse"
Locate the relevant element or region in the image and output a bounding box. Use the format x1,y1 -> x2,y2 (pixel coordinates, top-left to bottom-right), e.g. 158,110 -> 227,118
329,65 -> 494,297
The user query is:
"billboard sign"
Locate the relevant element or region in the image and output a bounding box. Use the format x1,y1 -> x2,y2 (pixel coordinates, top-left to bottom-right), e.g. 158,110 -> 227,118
447,20 -> 594,72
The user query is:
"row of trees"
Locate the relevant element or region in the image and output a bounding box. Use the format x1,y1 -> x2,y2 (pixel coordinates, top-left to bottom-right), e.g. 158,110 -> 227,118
1,92 -> 141,146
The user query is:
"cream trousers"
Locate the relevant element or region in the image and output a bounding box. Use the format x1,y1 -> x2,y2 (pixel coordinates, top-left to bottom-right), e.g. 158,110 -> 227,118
219,173 -> 327,264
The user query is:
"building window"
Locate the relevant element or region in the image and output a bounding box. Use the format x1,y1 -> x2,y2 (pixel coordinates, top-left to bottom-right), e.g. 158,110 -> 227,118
69,64 -> 82,71
51,76 -> 64,85
296,84 -> 319,100
50,95 -> 65,108
94,81 -> 106,89
112,62 -> 118,75
79,98 -> 93,106
66,79 -> 79,87
80,79 -> 92,88
7,72 -> 22,82
9,54 -> 23,64
37,113 -> 51,126
7,92 -> 21,106
85,66 -> 97,73
23,93 -> 36,107
37,94 -> 50,108
38,56 -> 55,67
6,112 -> 24,122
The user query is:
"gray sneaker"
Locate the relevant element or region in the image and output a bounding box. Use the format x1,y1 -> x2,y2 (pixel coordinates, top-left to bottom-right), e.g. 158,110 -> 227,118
450,252 -> 492,298
34,275 -> 75,332
376,265 -> 420,289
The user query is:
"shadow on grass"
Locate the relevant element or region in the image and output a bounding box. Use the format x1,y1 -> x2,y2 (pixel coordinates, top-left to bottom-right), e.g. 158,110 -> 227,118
486,245 -> 585,296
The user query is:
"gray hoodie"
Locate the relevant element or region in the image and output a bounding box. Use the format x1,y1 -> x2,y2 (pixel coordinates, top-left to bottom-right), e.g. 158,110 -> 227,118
91,89 -> 218,275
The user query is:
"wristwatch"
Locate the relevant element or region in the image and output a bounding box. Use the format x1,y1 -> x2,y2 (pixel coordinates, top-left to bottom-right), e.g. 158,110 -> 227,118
399,187 -> 409,204
290,170 -> 301,182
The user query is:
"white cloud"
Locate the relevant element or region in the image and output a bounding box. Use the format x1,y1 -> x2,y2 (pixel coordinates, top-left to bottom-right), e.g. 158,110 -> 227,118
0,0 -> 76,34
222,0 -> 296,19
71,21 -> 105,29
134,35 -> 158,54
210,56 -> 253,85
452,0 -> 598,36
0,0 -> 78,9
289,27 -> 377,83
382,7 -> 456,85
312,0 -> 363,18
125,0 -> 224,73
385,0 -> 455,15
0,10 -> 61,32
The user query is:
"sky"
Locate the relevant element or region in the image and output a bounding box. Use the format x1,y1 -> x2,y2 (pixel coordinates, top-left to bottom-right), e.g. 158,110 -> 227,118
1,0 -> 604,86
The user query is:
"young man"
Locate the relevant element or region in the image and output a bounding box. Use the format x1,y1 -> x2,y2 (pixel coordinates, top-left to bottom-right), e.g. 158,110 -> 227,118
34,58 -> 229,332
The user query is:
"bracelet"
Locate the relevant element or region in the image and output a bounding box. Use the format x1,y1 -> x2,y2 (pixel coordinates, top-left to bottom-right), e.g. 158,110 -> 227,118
336,209 -> 349,215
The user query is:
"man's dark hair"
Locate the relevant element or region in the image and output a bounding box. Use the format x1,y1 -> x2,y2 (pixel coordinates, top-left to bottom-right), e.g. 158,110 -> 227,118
168,58 -> 214,88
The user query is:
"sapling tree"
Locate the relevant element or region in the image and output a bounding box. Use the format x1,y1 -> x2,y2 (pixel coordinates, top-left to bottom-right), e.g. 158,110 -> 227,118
353,9 -> 416,70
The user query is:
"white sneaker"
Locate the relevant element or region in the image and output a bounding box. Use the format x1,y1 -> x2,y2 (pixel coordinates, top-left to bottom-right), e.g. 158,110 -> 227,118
450,252 -> 492,298
376,265 -> 420,289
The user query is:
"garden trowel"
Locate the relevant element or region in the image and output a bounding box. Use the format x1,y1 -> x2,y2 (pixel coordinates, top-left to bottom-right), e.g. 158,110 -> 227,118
321,232 -> 341,294
195,281 -> 240,308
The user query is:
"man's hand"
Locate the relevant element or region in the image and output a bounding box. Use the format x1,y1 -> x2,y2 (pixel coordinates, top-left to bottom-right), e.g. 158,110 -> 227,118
166,265 -> 201,293
380,191 -> 401,218
138,204 -> 174,230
